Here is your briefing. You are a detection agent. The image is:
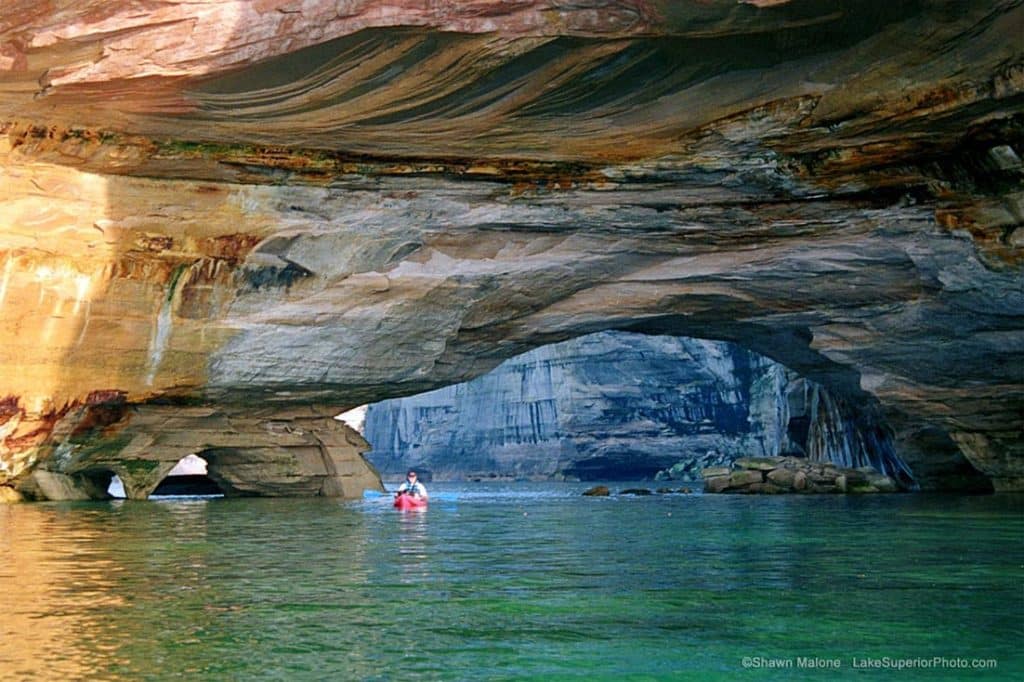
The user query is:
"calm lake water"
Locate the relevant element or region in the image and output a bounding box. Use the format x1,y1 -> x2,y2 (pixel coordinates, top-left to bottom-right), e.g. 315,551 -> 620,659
1,483 -> 1021,681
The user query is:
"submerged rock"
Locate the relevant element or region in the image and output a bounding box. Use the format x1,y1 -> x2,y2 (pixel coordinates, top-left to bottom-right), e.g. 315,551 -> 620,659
582,486 -> 610,497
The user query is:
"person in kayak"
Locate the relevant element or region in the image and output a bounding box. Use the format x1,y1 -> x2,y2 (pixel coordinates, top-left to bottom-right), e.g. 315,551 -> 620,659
396,470 -> 428,500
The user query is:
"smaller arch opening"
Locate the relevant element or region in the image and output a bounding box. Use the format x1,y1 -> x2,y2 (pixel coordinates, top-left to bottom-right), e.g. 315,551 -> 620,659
73,468 -> 117,500
151,454 -> 225,498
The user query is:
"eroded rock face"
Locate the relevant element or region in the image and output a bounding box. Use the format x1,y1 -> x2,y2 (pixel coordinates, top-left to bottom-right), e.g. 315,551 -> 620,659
0,2 -> 1021,496
361,331 -> 921,486
364,332 -> 789,481
14,400 -> 382,500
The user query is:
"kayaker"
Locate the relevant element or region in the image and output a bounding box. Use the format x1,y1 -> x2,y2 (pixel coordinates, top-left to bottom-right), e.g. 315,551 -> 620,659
396,470 -> 428,500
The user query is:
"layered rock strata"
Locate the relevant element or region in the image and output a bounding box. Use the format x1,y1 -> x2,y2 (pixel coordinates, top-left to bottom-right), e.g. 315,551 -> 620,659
0,2 -> 1021,497
362,331 -> 918,486
365,332 -> 790,480
702,456 -> 899,495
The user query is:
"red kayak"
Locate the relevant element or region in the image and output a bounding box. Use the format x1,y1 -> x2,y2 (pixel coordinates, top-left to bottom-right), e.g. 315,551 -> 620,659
394,494 -> 428,510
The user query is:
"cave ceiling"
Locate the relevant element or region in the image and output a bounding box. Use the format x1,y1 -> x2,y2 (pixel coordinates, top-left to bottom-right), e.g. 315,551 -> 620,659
0,1 -> 1021,492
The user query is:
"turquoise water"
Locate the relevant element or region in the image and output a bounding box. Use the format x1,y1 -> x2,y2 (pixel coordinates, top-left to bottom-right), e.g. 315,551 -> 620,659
1,484 -> 1021,680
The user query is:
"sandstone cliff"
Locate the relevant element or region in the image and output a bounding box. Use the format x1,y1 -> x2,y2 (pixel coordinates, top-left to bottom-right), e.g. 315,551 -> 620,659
0,2 -> 1020,498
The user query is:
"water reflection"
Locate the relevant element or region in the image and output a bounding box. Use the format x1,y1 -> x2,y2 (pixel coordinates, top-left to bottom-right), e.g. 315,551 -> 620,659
1,502 -> 133,678
0,487 -> 1021,680
1,498 -> 382,679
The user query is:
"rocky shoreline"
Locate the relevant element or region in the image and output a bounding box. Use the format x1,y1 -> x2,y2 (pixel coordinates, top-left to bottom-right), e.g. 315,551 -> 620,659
579,456 -> 902,497
702,457 -> 900,494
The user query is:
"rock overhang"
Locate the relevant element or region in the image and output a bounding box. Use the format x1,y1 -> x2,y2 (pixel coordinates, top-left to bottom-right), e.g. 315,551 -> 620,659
0,1 -> 1021,497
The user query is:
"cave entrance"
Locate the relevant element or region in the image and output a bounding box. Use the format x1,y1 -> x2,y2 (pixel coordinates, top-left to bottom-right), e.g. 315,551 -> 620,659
150,454 -> 225,498
351,331 -> 986,490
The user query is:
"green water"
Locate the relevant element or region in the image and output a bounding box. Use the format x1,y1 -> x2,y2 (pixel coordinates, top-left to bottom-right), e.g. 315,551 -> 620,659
1,484 -> 1021,681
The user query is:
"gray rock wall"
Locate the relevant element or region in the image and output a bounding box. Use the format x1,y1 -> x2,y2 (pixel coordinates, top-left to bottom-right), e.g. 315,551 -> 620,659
363,332 -> 915,483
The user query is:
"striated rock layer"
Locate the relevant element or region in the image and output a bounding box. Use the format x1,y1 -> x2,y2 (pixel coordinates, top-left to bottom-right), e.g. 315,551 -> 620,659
0,2 -> 1022,497
362,331 -> 920,486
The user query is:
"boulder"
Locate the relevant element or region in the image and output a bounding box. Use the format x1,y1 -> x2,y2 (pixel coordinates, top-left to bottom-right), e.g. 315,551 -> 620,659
0,486 -> 23,503
767,468 -> 797,489
704,475 -> 732,494
793,471 -> 808,492
619,488 -> 653,496
582,485 -> 610,497
746,481 -> 787,494
864,472 -> 899,493
809,470 -> 839,485
727,470 -> 764,488
703,456 -> 903,495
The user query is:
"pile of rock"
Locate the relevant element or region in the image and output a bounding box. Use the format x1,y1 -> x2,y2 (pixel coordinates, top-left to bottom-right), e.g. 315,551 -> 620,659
702,456 -> 899,494
654,451 -> 732,482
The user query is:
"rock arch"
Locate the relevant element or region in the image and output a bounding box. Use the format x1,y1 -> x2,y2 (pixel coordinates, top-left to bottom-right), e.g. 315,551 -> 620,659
149,454 -> 224,497
13,404 -> 383,501
0,2 -> 1021,497
360,330 -> 993,490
